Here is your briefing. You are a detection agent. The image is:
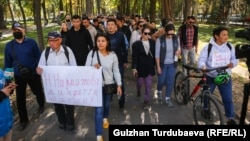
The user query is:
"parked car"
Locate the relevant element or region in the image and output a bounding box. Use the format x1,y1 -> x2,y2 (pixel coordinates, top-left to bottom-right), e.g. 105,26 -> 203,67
229,14 -> 243,22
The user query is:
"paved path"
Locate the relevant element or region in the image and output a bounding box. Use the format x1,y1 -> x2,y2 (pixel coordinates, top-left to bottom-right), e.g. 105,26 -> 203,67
10,61 -> 250,141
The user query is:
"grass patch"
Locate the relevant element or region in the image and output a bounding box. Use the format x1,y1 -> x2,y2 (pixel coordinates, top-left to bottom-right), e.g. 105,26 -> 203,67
0,25 -> 60,68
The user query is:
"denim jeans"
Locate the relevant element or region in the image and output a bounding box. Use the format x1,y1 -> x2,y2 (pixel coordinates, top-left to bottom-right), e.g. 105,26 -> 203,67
206,75 -> 234,119
157,63 -> 176,98
181,48 -> 196,65
95,90 -> 112,136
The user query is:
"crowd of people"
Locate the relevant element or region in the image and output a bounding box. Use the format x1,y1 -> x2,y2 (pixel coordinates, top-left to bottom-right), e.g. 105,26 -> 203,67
0,13 -> 239,141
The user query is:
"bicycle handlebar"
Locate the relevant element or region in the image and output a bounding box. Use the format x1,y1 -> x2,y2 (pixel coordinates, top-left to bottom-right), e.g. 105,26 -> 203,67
182,64 -> 228,73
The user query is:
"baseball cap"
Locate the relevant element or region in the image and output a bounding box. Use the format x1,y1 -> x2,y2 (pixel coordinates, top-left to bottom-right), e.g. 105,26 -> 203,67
46,31 -> 61,38
12,22 -> 23,30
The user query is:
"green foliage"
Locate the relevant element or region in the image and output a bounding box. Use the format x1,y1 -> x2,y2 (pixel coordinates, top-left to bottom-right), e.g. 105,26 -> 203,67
0,25 -> 60,68
198,23 -> 246,45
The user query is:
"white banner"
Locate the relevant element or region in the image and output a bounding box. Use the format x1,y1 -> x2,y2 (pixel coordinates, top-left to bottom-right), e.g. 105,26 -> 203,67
40,66 -> 102,107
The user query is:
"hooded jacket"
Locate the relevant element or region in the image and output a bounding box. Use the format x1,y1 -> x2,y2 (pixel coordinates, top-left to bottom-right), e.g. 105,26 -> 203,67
0,92 -> 13,137
198,38 -> 238,77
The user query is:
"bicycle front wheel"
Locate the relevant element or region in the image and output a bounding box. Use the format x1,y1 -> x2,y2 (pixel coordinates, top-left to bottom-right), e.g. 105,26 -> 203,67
174,71 -> 189,105
193,91 -> 225,125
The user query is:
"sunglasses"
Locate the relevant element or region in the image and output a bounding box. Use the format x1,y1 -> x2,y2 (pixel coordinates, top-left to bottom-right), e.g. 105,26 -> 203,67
189,21 -> 195,24
167,33 -> 175,36
143,32 -> 151,35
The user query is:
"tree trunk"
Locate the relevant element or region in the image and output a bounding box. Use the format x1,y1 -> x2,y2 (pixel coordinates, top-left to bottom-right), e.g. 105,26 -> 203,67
59,0 -> 63,11
96,0 -> 101,15
34,0 -> 45,51
69,0 -> 73,16
33,0 -> 36,24
125,0 -> 130,16
131,0 -> 138,15
42,0 -> 48,26
149,0 -> 156,22
141,0 -> 148,18
7,0 -> 14,23
183,0 -> 192,20
17,0 -> 27,32
0,4 -> 5,29
86,0 -> 92,15
161,0 -> 173,20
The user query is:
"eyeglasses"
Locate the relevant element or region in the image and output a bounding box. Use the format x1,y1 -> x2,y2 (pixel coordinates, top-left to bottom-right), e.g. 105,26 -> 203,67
143,32 -> 151,35
167,33 -> 175,36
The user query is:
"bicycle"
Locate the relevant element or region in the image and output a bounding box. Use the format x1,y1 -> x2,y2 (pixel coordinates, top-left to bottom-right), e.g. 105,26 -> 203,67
174,64 -> 227,125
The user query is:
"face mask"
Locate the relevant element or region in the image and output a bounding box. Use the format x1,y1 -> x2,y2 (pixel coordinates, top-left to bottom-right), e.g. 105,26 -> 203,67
13,32 -> 23,39
66,19 -> 70,22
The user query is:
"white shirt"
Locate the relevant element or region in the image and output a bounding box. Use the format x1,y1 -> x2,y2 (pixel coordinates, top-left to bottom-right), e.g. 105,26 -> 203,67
38,45 -> 77,66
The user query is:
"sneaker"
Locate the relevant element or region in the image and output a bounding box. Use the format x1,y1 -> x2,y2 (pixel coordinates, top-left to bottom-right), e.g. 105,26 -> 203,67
153,90 -> 158,99
227,119 -> 237,125
97,135 -> 104,141
165,99 -> 173,107
103,118 -> 109,129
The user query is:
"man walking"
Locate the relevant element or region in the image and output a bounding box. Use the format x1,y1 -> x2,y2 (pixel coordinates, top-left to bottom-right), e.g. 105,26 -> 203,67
65,15 -> 93,65
4,22 -> 45,131
178,16 -> 198,70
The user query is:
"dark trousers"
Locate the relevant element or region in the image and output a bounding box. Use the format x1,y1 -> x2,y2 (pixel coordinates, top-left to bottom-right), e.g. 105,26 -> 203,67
54,104 -> 74,126
118,66 -> 125,108
15,75 -> 45,123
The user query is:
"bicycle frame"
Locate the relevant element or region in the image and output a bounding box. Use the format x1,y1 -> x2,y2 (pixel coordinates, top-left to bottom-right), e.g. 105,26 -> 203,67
175,64 -> 228,125
179,69 -> 207,101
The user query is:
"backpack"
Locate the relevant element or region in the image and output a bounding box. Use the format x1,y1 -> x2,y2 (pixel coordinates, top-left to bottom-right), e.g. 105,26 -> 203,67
45,45 -> 69,65
207,43 -> 232,58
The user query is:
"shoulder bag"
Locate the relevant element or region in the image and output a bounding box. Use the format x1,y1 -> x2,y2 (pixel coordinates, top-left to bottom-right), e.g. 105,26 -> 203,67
96,51 -> 117,95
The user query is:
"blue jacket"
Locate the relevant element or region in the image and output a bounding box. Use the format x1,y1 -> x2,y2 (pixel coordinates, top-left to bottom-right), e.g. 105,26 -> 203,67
107,31 -> 128,67
4,37 -> 41,76
0,93 -> 13,137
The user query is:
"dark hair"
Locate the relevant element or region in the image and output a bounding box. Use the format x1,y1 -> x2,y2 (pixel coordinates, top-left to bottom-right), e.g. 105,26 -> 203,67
136,21 -> 144,30
93,18 -> 98,23
141,26 -> 150,34
107,18 -> 117,25
82,16 -> 89,21
187,15 -> 196,20
94,33 -> 112,52
161,18 -> 172,27
213,26 -> 229,40
71,15 -> 81,20
116,16 -> 125,22
165,24 -> 175,32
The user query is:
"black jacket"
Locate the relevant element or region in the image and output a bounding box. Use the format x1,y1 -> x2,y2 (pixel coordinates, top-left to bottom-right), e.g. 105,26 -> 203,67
132,39 -> 156,77
65,26 -> 93,66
